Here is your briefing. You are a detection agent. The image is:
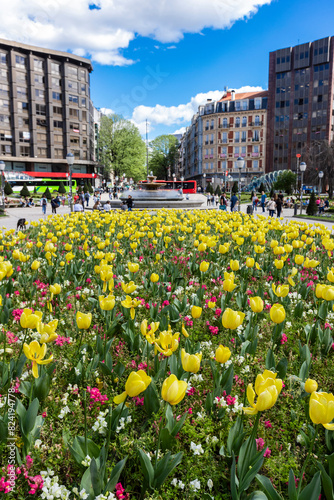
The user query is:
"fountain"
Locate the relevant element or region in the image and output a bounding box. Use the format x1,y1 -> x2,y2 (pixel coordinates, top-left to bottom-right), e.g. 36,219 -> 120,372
107,172 -> 205,210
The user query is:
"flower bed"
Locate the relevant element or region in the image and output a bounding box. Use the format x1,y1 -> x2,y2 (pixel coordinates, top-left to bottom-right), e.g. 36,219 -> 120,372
0,209 -> 333,499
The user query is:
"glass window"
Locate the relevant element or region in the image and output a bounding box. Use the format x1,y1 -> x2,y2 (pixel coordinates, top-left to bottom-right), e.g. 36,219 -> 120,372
68,80 -> 78,92
254,98 -> 261,110
16,72 -> 26,83
253,145 -> 259,153
235,101 -> 241,111
0,69 -> 7,80
81,97 -> 86,107
35,74 -> 44,85
222,132 -> 227,143
234,132 -> 240,143
52,92 -> 62,101
235,117 -> 240,127
51,63 -> 60,75
15,55 -> 26,69
52,77 -> 61,88
222,118 -> 228,127
0,114 -> 10,124
79,69 -> 86,80
235,146 -> 239,154
242,100 -> 248,110
36,104 -> 46,116
68,66 -> 78,78
241,146 -> 246,154
53,106 -> 62,115
17,86 -> 27,98
80,83 -> 86,94
69,94 -> 78,104
35,89 -> 45,100
254,115 -> 260,125
253,160 -> 259,169
0,84 -> 8,97
241,131 -> 247,142
0,52 -> 7,65
54,120 -> 63,128
36,118 -> 47,128
19,131 -> 30,142
17,102 -> 28,111
34,59 -> 43,71
242,116 -> 247,127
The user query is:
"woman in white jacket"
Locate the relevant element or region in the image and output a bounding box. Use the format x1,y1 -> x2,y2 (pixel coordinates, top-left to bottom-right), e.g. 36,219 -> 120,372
268,198 -> 276,217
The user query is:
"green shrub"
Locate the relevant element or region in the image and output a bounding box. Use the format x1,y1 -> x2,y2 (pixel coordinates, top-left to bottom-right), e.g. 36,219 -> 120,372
44,187 -> 52,200
306,191 -> 317,215
58,181 -> 66,194
20,182 -> 30,198
4,181 -> 13,195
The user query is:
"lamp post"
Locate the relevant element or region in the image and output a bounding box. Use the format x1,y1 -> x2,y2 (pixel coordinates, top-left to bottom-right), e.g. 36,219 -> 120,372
228,175 -> 233,195
318,170 -> 324,195
172,172 -> 176,190
0,161 -> 5,209
236,156 -> 245,211
66,153 -> 74,212
203,173 -> 206,192
296,154 -> 301,194
299,162 -> 307,215
181,176 -> 184,194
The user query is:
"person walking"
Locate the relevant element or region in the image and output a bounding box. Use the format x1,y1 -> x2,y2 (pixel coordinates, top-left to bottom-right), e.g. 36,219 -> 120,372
230,193 -> 238,211
276,196 -> 283,217
51,197 -> 57,214
41,194 -> 47,215
268,198 -> 276,217
260,191 -> 267,213
84,191 -> 90,207
126,195 -> 133,211
252,193 -> 258,212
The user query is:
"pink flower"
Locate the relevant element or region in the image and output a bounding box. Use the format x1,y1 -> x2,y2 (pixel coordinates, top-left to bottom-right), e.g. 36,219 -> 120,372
280,333 -> 288,345
264,420 -> 272,429
256,438 -> 265,451
263,448 -> 271,458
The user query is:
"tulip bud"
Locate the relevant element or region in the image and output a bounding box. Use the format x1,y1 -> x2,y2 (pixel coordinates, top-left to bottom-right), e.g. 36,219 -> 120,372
270,304 -> 286,324
304,378 -> 318,394
249,296 -> 264,313
215,345 -> 231,364
191,306 -> 202,319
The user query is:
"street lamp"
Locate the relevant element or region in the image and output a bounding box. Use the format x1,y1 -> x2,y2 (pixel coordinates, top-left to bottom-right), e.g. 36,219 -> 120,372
236,156 -> 245,211
66,153 -> 74,212
299,162 -> 307,215
0,161 -> 5,209
203,173 -> 206,192
172,172 -> 176,190
181,176 -> 184,194
318,170 -> 324,195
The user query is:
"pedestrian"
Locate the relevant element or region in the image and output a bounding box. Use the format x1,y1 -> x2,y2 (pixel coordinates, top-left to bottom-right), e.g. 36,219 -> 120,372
276,196 -> 283,217
61,195 -> 66,207
268,198 -> 276,217
207,194 -> 210,206
278,191 -> 284,202
84,191 -> 90,207
41,194 -> 47,215
230,193 -> 238,211
319,200 -> 325,214
215,195 -> 219,206
211,194 -> 215,206
126,195 -> 133,211
104,201 -> 111,212
260,191 -> 267,213
51,197 -> 57,214
73,200 -> 84,212
252,193 -> 258,212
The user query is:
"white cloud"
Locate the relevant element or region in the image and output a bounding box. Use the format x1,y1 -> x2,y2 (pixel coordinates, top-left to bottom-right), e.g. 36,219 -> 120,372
0,0 -> 273,65
173,127 -> 187,135
131,86 -> 264,131
100,107 -> 115,116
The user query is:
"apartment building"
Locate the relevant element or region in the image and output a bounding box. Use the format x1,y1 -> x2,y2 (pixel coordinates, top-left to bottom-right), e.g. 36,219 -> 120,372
182,90 -> 268,187
266,36 -> 334,172
0,38 -> 97,182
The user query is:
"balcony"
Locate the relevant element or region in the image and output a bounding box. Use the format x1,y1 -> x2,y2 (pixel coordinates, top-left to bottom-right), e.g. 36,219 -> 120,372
252,152 -> 260,157
241,138 -> 247,142
219,123 -> 229,128
251,121 -> 263,127
204,155 -> 208,159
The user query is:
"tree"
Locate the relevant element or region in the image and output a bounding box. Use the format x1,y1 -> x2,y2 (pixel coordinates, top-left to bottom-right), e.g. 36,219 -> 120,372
99,114 -> 146,181
88,181 -> 94,194
148,135 -> 179,180
58,181 -> 66,194
270,186 -> 275,198
44,187 -> 52,200
4,182 -> 13,195
306,191 -> 317,216
207,183 -> 214,195
258,182 -> 266,193
215,185 -> 221,196
232,181 -> 238,194
83,182 -> 89,193
274,171 -> 296,195
20,182 -> 30,198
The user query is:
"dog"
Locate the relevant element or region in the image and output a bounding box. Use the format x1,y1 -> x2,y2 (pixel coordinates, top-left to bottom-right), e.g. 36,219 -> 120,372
17,218 -> 26,231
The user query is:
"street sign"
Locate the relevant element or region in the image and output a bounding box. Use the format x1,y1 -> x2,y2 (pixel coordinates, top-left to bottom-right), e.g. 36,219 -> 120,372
296,154 -> 301,158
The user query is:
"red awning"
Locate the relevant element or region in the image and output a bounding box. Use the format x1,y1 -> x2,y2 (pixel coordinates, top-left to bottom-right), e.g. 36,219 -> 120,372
22,171 -> 96,179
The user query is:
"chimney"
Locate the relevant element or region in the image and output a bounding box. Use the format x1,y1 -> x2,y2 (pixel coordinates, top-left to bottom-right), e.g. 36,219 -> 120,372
207,99 -> 212,102
231,90 -> 235,101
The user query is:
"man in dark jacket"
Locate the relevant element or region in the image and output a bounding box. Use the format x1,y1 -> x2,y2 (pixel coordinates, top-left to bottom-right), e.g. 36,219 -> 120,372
126,195 -> 133,211
231,194 -> 238,211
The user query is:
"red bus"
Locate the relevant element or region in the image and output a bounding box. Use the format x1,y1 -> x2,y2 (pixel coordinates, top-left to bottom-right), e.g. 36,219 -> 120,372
139,180 -> 197,194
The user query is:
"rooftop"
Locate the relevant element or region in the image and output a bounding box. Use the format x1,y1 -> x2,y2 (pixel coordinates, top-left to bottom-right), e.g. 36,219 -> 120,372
0,38 -> 93,72
218,90 -> 268,102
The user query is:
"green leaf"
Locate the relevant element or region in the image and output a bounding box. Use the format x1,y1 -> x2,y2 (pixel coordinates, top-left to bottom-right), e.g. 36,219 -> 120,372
22,398 -> 39,436
220,364 -> 234,395
231,453 -> 240,500
294,301 -> 303,319
248,493 -> 269,500
299,360 -> 310,382
154,451 -> 183,489
227,416 -> 245,456
90,458 -> 102,496
318,301 -> 328,321
276,358 -> 288,379
299,471 -> 321,500
104,456 -> 128,493
256,474 -> 283,500
239,449 -> 264,492
137,448 -> 154,489
171,411 -> 187,437
144,382 -> 160,416
238,437 -> 256,483
317,461 -> 334,500
265,349 -> 275,371
287,469 -> 297,500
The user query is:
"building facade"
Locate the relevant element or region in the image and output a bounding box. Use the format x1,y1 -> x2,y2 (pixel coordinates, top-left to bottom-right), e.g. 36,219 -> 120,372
266,36 -> 334,173
0,38 -> 97,183
182,90 -> 268,189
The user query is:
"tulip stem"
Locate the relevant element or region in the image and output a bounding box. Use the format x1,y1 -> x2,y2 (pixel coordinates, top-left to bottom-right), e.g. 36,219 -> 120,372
154,402 -> 166,469
83,388 -> 88,455
17,329 -> 28,362
297,426 -> 318,495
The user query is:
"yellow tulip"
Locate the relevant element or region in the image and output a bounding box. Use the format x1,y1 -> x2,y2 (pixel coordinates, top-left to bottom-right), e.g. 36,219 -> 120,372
322,286 -> 334,302
270,304 -> 286,324
243,370 -> 282,415
316,284 -> 326,299
155,330 -> 179,356
309,391 -> 334,430
274,259 -> 284,270
121,281 -> 137,294
99,295 -> 115,311
327,269 -> 334,283
199,261 -> 210,273
31,260 -> 40,271
223,278 -> 237,293
215,345 -> 231,364
222,308 -> 245,330
245,257 -> 254,268
113,370 -> 152,404
198,242 -> 207,252
304,258 -> 319,269
219,244 -> 229,254
20,309 -> 43,330
230,260 -> 239,271
140,319 -> 160,343
150,273 -> 159,283
121,296 -> 141,320
127,262 -> 139,273
191,305 -> 202,319
295,254 -> 304,265
50,284 -> 61,297
207,301 -> 216,309
23,340 -> 53,378
254,245 -> 265,254
161,374 -> 187,405
181,323 -> 189,338
181,348 -> 202,373
249,296 -> 264,313
270,240 -> 278,248
76,311 -> 92,330
272,284 -> 289,298
37,319 -> 58,343
304,378 -> 318,394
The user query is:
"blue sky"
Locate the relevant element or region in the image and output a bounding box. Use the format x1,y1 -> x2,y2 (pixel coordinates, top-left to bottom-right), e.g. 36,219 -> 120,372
2,0 -> 334,138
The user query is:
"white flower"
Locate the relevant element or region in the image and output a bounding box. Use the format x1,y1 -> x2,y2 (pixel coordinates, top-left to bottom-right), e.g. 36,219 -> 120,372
189,479 -> 201,491
34,439 -> 42,449
190,441 -> 204,455
177,480 -> 185,490
81,455 -> 92,467
207,478 -> 213,490
171,478 -> 178,486
79,488 -> 89,499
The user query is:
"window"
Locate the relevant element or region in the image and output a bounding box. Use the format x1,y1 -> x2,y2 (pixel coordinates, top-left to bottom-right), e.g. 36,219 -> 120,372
52,77 -> 61,88
0,52 -> 7,65
37,147 -> 47,157
35,89 -> 45,100
235,101 -> 241,111
54,120 -> 63,128
210,134 -> 213,144
80,83 -> 86,94
19,131 -> 30,142
70,136 -> 79,145
222,118 -> 228,128
69,94 -> 78,104
35,74 -> 44,85
1,144 -> 11,155
16,72 -> 26,83
17,86 -> 27,98
277,57 -> 280,64
253,130 -> 259,141
235,147 -> 239,155
82,123 -> 87,132
0,69 -> 7,80
205,120 -> 209,130
254,115 -> 260,125
234,132 -> 240,143
36,104 -> 46,116
0,131 -> 12,141
55,149 -> 63,159
36,118 -> 47,128
235,117 -> 240,127
17,102 -> 28,111
67,66 -> 78,78
37,132 -> 47,142
222,147 -> 227,155
53,106 -> 62,115
241,131 -> 247,142
210,119 -> 214,129
68,80 -> 78,92
81,97 -> 86,107
253,160 -> 259,169
15,55 -> 26,69
69,108 -> 79,118
0,115 -> 10,125
54,135 -> 63,144
242,100 -> 248,111
34,59 -> 43,71
79,69 -> 86,81
222,132 -> 227,143
20,146 -> 30,157
51,63 -> 60,75
241,146 -> 246,154
52,92 -> 62,101
254,98 -> 261,110
0,84 -> 8,97
0,99 -> 9,110
253,145 -> 259,153
70,123 -> 80,132
242,116 -> 247,127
